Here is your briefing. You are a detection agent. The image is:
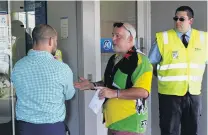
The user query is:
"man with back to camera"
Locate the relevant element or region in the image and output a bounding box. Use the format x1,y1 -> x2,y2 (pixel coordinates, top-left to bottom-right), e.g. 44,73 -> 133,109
11,24 -> 75,135
148,6 -> 207,135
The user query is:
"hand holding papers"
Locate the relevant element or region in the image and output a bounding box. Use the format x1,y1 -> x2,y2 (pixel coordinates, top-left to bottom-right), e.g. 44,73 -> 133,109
89,88 -> 105,114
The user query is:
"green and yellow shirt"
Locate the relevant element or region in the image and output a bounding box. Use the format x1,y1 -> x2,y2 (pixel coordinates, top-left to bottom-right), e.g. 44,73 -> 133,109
103,47 -> 153,133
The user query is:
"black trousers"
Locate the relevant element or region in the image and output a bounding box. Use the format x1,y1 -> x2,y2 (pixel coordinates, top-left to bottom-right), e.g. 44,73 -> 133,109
15,120 -> 66,135
159,92 -> 201,135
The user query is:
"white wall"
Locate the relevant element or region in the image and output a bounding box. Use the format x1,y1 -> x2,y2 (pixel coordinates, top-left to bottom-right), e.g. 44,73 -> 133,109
10,1 -> 24,13
151,1 -> 207,135
78,1 -> 106,135
100,1 -> 137,38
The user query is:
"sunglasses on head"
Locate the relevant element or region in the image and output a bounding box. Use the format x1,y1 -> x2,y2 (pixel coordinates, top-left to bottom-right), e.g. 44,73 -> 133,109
173,17 -> 185,22
113,22 -> 132,36
113,22 -> 124,27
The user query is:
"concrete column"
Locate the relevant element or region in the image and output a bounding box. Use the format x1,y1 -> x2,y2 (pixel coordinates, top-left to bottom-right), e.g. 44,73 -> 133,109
77,1 -> 107,135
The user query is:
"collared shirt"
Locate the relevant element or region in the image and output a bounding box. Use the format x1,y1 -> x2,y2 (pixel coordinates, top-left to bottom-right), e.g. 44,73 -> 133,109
148,29 -> 192,64
103,47 -> 153,133
11,50 -> 75,124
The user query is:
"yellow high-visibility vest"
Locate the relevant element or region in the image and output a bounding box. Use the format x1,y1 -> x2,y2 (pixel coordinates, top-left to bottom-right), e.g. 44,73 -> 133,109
156,29 -> 207,96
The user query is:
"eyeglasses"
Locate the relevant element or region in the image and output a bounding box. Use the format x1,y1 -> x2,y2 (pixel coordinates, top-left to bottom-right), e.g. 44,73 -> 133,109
113,22 -> 132,36
173,17 -> 185,22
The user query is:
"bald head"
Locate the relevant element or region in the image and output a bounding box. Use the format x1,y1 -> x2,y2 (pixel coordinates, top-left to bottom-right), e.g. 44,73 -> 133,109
32,24 -> 58,55
32,24 -> 57,45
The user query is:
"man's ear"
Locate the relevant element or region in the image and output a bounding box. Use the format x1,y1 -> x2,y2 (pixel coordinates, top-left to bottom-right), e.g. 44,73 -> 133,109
128,36 -> 133,43
48,37 -> 52,46
189,18 -> 194,25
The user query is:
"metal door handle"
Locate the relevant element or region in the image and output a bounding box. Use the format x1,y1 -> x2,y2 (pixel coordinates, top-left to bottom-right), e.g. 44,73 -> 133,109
139,37 -> 145,52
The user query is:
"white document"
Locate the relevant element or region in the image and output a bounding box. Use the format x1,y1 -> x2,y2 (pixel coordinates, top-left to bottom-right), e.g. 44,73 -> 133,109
89,89 -> 105,114
60,17 -> 68,39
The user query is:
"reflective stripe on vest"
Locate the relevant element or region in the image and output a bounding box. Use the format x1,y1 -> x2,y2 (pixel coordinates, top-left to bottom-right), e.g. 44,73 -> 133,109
157,63 -> 205,70
156,29 -> 207,96
199,31 -> 205,42
158,75 -> 202,82
163,31 -> 168,44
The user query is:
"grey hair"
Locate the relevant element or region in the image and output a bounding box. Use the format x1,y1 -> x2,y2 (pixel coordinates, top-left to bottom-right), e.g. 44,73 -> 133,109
123,23 -> 136,45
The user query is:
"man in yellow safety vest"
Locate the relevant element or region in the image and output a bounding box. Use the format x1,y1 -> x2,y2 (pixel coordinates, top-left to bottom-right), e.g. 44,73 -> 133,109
148,6 -> 207,135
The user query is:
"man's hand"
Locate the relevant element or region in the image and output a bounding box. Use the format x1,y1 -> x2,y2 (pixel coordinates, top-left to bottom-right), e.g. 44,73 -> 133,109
74,77 -> 93,90
96,87 -> 117,99
54,56 -> 58,59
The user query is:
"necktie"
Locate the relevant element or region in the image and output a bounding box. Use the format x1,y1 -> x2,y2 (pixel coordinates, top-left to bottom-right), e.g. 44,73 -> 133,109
182,34 -> 188,48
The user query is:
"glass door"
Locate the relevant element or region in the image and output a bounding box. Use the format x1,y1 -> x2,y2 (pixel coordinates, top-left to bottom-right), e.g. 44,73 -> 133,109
0,1 -> 13,135
0,1 -> 47,135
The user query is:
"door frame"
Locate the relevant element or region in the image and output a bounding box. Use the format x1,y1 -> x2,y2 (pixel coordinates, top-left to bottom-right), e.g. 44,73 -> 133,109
137,1 -> 151,55
137,1 -> 151,135
7,1 -> 15,135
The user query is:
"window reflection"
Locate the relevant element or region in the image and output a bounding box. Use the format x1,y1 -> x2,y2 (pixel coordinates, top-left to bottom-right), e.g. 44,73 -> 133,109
0,1 -> 47,135
0,5 -> 12,135
11,11 -> 34,65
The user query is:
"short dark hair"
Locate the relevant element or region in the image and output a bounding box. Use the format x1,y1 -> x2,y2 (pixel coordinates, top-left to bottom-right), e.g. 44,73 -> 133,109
32,24 -> 57,44
175,6 -> 194,19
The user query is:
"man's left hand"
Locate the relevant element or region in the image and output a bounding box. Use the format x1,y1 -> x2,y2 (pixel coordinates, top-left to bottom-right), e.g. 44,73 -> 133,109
54,56 -> 59,59
96,87 -> 117,99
